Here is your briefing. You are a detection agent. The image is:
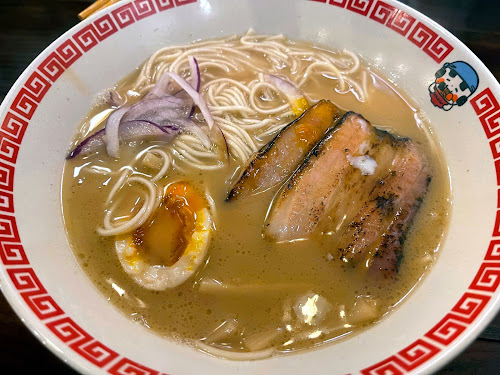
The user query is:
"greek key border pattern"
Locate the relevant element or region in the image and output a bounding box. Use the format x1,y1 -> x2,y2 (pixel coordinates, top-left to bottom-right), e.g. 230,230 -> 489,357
1,1 -> 195,373
310,0 -> 453,63
2,1 -> 497,374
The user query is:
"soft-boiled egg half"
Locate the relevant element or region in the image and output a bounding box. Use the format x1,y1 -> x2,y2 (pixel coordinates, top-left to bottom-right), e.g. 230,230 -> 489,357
115,182 -> 211,290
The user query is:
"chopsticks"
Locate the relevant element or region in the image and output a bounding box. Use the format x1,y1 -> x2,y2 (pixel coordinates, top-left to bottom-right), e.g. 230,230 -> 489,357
78,0 -> 122,20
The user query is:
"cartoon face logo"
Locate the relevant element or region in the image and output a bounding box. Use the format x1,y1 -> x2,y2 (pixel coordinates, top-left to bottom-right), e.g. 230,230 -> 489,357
429,61 -> 479,111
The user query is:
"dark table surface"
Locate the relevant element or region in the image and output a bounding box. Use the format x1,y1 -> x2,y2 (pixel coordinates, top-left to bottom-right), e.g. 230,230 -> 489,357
1,0 -> 500,373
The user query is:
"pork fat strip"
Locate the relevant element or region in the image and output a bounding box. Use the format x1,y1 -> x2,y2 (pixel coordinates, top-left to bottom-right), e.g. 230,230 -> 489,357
227,100 -> 342,201
264,112 -> 374,242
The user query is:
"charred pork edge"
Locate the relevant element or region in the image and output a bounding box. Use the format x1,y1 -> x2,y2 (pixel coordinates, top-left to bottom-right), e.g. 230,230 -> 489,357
225,99 -> 334,202
263,111 -> 361,226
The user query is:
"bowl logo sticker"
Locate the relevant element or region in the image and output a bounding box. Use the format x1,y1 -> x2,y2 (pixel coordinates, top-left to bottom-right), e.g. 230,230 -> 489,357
429,61 -> 479,111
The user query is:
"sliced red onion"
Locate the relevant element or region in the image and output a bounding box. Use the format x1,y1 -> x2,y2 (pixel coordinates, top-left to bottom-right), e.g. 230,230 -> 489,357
263,74 -> 305,103
67,128 -> 106,159
105,106 -> 130,158
123,96 -> 189,122
69,118 -> 211,159
168,117 -> 211,149
166,72 -> 214,129
121,100 -> 211,147
68,121 -> 180,159
73,56 -> 216,159
119,120 -> 179,138
188,56 -> 201,117
188,56 -> 201,92
145,73 -> 178,99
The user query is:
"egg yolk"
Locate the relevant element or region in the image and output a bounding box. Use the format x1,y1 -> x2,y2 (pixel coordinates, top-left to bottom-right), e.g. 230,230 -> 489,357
131,182 -> 201,267
291,97 -> 309,117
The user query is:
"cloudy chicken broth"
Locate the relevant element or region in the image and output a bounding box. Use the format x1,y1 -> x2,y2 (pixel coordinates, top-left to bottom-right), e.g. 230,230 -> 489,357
62,32 -> 450,359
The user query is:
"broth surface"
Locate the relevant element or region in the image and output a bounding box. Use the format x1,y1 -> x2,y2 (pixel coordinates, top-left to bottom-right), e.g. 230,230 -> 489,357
62,34 -> 450,356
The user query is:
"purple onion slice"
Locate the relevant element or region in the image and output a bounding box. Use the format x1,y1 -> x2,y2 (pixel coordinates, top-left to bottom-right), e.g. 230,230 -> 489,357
68,121 -> 181,159
263,74 -> 306,103
105,106 -> 130,158
188,56 -> 201,92
71,56 -> 216,159
67,128 -> 106,159
188,56 -> 201,117
122,96 -> 190,122
166,72 -> 215,130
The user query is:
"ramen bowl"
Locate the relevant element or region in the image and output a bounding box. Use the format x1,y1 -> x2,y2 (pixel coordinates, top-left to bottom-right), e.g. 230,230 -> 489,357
1,0 -> 499,374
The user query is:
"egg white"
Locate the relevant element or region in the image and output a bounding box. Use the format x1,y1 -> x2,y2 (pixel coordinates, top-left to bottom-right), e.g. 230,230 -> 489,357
115,207 -> 211,290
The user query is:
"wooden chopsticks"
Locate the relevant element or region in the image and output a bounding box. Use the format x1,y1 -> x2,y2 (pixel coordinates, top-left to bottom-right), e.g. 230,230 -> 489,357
78,0 -> 122,20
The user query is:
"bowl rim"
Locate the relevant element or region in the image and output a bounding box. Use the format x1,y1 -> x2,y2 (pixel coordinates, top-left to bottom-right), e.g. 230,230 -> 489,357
1,0 -> 500,374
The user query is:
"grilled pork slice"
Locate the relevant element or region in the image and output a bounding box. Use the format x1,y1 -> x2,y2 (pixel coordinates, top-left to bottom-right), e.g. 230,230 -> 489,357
314,132 -> 401,238
337,141 -> 431,279
265,110 -> 431,279
226,100 -> 342,201
264,112 -> 375,242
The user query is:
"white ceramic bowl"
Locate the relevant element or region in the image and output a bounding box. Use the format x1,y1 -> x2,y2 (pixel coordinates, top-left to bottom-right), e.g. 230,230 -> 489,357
1,0 -> 500,374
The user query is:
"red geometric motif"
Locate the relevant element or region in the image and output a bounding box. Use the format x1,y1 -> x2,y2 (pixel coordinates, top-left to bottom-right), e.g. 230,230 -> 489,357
0,189 -> 14,213
470,88 -> 500,138
496,161 -> 500,187
112,2 -> 138,28
471,87 -> 499,116
7,267 -> 44,292
0,135 -> 20,163
346,0 -> 374,16
313,0 -> 452,62
483,111 -> 500,139
155,0 -> 175,10
408,22 -> 452,63
73,25 -> 101,52
361,357 -> 406,375
469,262 -> 500,292
0,214 -> 19,242
489,136 -> 500,159
494,209 -> 500,236
46,317 -> 91,343
94,14 -> 120,38
132,0 -> 157,20
108,358 -> 160,375
360,339 -> 439,374
70,339 -> 119,368
369,2 -> 415,37
386,10 -> 416,37
0,162 -> 14,191
486,239 -> 500,260
425,313 -> 467,345
450,292 -> 490,323
38,39 -> 82,81
2,1 -> 494,375
370,1 -> 397,24
423,36 -> 453,63
6,267 -> 62,319
0,243 -> 28,265
397,339 -> 440,370
24,70 -> 52,101
73,14 -> 119,52
0,112 -> 28,142
21,293 -> 64,320
111,0 -> 158,29
57,38 -> 83,67
0,2 -> 200,375
10,88 -> 42,120
408,22 -> 437,48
